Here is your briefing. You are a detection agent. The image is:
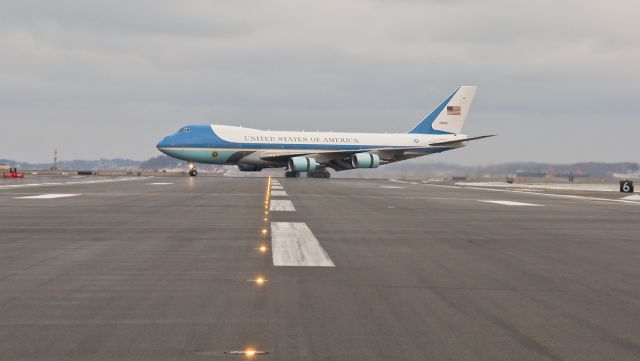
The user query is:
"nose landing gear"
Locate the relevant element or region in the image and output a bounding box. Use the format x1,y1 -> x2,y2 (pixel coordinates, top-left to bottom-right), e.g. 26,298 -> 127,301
188,163 -> 198,176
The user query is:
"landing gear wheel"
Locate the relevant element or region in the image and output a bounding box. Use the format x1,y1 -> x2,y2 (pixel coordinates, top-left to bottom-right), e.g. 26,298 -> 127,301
308,170 -> 331,178
189,169 -> 198,177
285,171 -> 300,178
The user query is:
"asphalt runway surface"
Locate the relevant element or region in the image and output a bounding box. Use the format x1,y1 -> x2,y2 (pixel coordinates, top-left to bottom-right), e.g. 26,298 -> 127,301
1,176 -> 639,361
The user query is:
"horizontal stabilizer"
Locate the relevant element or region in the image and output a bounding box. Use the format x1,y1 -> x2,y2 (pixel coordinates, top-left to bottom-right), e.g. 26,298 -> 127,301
429,134 -> 496,147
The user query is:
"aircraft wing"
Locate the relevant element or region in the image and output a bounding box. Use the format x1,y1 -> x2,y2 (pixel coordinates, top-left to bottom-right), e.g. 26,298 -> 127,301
258,147 -> 416,162
257,147 -> 427,171
256,135 -> 494,170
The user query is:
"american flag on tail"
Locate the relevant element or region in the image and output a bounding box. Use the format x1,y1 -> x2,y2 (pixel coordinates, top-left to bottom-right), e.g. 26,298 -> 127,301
447,105 -> 461,115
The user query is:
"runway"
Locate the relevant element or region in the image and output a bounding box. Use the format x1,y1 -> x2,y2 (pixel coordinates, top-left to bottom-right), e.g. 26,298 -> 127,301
1,176 -> 639,360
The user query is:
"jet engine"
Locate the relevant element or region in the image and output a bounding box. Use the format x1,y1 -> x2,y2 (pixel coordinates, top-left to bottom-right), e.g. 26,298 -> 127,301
351,153 -> 380,168
288,157 -> 318,172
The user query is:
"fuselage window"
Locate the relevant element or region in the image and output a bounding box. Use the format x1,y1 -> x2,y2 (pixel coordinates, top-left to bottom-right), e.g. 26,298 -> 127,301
181,127 -> 191,133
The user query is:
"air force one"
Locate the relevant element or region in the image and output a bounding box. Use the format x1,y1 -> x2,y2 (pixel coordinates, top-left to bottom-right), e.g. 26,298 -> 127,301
156,86 -> 493,178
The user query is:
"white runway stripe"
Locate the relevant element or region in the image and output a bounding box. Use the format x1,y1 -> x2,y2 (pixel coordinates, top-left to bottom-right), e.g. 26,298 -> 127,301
16,194 -> 80,199
380,186 -> 405,189
271,185 -> 284,190
270,200 -> 296,211
148,182 -> 173,185
271,222 -> 335,267
0,177 -> 144,190
479,200 -> 542,207
270,190 -> 288,197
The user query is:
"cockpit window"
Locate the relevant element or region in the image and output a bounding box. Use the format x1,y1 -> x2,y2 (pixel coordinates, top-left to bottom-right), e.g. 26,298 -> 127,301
180,127 -> 191,133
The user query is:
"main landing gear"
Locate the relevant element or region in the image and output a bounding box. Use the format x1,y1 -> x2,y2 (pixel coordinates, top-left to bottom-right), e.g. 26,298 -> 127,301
284,171 -> 300,178
188,163 -> 198,177
307,169 -> 331,178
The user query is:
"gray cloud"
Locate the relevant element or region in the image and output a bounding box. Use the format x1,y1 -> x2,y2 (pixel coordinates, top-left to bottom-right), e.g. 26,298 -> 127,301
1,0 -> 638,164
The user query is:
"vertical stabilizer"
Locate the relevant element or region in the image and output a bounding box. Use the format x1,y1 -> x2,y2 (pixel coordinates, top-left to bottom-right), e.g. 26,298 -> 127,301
409,86 -> 477,134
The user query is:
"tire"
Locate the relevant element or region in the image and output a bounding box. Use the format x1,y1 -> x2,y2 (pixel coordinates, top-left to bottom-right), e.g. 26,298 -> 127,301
189,169 -> 198,177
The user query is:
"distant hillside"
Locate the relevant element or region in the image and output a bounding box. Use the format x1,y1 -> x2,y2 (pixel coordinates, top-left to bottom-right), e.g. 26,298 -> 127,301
0,158 -> 141,170
1,155 -> 221,171
138,155 -> 184,170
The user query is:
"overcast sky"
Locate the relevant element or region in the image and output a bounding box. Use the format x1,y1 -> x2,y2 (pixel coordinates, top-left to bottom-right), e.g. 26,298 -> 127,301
1,0 -> 638,165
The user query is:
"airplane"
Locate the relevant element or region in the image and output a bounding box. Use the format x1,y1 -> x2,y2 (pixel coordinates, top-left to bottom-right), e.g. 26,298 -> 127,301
156,86 -> 493,178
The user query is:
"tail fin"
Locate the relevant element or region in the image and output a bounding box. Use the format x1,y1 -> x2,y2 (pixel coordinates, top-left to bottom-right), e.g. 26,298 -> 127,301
409,86 -> 477,135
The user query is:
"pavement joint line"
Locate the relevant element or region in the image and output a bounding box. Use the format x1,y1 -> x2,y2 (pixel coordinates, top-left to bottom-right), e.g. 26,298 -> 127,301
479,200 -> 542,207
419,183 -> 463,189
15,194 -> 81,199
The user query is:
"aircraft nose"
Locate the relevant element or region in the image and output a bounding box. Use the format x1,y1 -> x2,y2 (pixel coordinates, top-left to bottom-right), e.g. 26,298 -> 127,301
156,136 -> 171,151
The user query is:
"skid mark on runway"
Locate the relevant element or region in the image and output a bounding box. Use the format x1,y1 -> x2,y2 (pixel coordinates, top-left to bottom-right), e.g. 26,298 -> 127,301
480,200 -> 542,207
270,200 -> 296,211
15,194 -> 80,199
270,190 -> 288,197
271,222 -> 335,267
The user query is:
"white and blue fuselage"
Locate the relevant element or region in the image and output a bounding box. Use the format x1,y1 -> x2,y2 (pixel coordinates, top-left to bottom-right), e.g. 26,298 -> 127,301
156,86 -> 491,176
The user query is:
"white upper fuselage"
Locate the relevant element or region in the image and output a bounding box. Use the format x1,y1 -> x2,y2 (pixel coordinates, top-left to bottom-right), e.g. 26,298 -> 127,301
213,125 -> 464,149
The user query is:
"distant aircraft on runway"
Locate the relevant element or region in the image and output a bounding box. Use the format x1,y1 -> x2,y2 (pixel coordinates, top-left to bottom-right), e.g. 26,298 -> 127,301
156,86 -> 493,178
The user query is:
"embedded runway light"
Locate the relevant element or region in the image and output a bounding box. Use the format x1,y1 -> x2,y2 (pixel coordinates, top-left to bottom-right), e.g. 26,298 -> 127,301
264,211 -> 268,215
264,218 -> 268,222
253,245 -> 269,253
261,228 -> 268,235
225,349 -> 268,357
247,276 -> 267,285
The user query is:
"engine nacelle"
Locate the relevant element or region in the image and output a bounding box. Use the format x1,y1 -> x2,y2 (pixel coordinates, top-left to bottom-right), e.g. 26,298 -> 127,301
237,164 -> 262,172
288,157 -> 318,172
351,153 -> 380,168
